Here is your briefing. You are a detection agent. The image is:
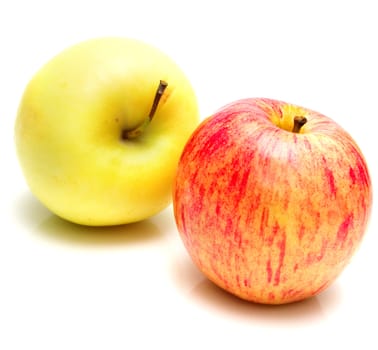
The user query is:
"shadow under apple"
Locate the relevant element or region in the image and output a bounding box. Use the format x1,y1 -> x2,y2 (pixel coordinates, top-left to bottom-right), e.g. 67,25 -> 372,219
14,191 -> 164,247
172,256 -> 343,327
38,214 -> 163,247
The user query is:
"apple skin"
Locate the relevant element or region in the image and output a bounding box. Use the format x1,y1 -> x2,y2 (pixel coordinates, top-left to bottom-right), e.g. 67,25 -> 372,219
173,98 -> 372,304
15,37 -> 199,226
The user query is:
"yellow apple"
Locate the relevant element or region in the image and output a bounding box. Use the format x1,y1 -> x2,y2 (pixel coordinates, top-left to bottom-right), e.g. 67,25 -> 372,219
15,37 -> 199,226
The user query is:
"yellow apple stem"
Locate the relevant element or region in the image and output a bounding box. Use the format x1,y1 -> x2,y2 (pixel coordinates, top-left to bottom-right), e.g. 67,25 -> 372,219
149,80 -> 168,120
123,80 -> 168,139
292,116 -> 307,133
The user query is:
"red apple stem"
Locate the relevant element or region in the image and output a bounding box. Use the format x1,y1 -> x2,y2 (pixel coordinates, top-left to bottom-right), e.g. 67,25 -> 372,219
122,80 -> 168,140
292,116 -> 307,133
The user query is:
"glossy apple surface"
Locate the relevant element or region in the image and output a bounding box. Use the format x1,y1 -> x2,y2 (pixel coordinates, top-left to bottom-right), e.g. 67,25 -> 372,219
173,98 -> 372,304
15,37 -> 199,226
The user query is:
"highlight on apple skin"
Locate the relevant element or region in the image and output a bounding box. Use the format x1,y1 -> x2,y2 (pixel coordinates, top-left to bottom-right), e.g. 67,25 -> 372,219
15,37 -> 199,226
173,98 -> 372,304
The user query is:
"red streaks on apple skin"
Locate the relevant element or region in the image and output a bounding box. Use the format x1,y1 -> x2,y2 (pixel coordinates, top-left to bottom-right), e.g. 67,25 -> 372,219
210,259 -> 230,289
321,155 -> 337,198
266,221 -> 279,246
268,292 -> 275,301
337,213 -> 354,245
266,260 -> 273,284
311,281 -> 330,296
349,166 -> 357,185
303,138 -> 312,151
297,224 -> 305,241
356,159 -> 371,188
266,229 -> 286,286
281,288 -> 303,300
325,168 -> 336,198
274,234 -> 286,286
179,208 -> 187,238
259,208 -> 269,237
306,240 -> 328,265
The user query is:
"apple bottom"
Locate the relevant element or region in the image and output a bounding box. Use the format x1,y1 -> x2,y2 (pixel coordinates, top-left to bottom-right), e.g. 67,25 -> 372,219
184,236 -> 351,304
175,175 -> 368,305
176,197 -> 366,305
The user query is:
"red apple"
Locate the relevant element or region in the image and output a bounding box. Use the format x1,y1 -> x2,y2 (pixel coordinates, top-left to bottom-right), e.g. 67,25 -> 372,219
173,98 -> 372,304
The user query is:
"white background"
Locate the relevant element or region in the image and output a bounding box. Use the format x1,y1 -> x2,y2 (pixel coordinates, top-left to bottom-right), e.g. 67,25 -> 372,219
1,0 -> 377,349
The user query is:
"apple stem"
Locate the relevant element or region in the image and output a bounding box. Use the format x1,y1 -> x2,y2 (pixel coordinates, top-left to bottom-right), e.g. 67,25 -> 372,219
149,80 -> 168,120
292,116 -> 307,133
122,80 -> 168,140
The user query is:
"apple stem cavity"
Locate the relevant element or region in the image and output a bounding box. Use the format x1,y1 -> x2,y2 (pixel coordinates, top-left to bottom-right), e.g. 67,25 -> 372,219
122,80 -> 168,140
292,116 -> 307,133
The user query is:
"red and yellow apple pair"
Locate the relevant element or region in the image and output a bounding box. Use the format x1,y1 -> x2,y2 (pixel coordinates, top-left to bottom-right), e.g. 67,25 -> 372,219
15,37 -> 372,304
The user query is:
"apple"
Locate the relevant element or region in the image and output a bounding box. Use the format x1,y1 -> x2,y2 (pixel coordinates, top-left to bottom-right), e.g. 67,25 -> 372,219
15,37 -> 199,226
173,98 -> 372,304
